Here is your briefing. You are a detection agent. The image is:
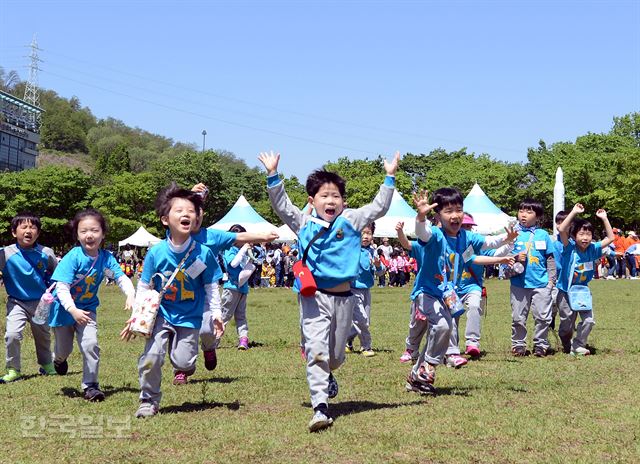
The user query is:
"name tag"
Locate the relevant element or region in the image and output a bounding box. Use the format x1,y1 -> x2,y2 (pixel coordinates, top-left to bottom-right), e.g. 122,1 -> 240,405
535,241 -> 547,250
583,261 -> 593,271
184,259 -> 206,279
462,245 -> 475,263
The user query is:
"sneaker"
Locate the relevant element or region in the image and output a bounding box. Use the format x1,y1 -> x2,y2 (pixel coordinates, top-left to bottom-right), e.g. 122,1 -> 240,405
0,368 -> 22,383
606,275 -> 616,280
84,386 -> 105,402
345,343 -> 354,353
308,410 -> 333,432
39,363 -> 56,376
135,401 -> 159,418
173,371 -> 189,385
445,354 -> 468,369
238,336 -> 249,350
571,346 -> 591,356
54,359 -> 68,375
203,350 -> 217,370
511,346 -> 527,357
465,345 -> 481,358
405,363 -> 436,396
559,335 -> 572,354
533,346 -> 548,357
328,373 -> 339,399
361,349 -> 376,357
399,349 -> 415,363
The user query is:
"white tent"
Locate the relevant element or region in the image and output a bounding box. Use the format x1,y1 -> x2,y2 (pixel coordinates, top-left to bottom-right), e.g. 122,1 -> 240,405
463,183 -> 515,235
209,195 -> 279,234
118,226 -> 162,247
373,190 -> 418,238
275,224 -> 297,243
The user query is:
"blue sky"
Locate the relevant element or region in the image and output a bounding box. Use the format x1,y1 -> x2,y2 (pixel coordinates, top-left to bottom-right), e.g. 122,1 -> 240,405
1,0 -> 638,179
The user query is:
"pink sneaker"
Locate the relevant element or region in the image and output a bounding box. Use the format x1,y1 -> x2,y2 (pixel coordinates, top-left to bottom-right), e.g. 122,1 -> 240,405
465,345 -> 481,358
173,371 -> 188,385
445,354 -> 468,369
399,349 -> 415,363
238,337 -> 249,350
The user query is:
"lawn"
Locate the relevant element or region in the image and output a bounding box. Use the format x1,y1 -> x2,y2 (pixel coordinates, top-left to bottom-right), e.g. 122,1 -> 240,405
0,279 -> 639,463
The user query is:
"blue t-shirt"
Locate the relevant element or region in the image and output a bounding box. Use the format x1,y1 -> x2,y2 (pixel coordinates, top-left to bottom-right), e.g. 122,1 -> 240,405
49,247 -> 124,327
222,246 -> 250,294
0,244 -> 57,301
556,239 -> 603,292
141,239 -> 217,329
510,229 -> 554,289
191,228 -> 237,280
410,227 -> 484,300
352,246 -> 383,289
458,248 -> 499,295
551,235 -> 563,282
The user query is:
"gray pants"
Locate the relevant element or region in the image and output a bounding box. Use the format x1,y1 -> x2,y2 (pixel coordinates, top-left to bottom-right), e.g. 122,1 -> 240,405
5,297 -> 52,371
557,290 -> 595,350
218,288 -> 248,345
347,288 -> 372,350
300,291 -> 355,409
200,297 -> 222,352
411,293 -> 452,374
53,311 -> 99,390
447,291 -> 482,355
138,315 -> 199,405
405,298 -> 428,353
510,285 -> 552,349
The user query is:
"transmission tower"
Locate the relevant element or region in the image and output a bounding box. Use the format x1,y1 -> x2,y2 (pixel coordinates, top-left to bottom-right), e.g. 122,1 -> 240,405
23,34 -> 42,127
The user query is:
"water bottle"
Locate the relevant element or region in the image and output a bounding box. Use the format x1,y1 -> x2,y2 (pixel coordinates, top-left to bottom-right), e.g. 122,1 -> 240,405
32,292 -> 55,325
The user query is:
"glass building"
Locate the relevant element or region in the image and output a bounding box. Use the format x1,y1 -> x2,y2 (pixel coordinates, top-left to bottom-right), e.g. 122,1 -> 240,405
0,90 -> 43,171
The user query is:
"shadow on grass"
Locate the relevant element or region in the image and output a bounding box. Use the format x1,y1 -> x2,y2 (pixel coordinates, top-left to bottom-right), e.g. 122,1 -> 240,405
189,376 -> 239,385
60,384 -> 139,399
160,399 -> 241,414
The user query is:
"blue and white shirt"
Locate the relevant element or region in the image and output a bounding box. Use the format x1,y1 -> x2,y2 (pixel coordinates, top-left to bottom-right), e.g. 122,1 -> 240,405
191,228 -> 237,280
352,246 -> 385,289
0,243 -> 57,301
223,246 -> 250,295
510,228 -> 555,289
556,239 -> 603,292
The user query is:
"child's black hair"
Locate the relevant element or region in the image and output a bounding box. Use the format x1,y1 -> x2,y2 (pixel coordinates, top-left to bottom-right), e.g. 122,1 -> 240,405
571,219 -> 595,238
229,224 -> 247,233
518,198 -> 544,219
362,222 -> 376,234
306,170 -> 346,197
11,212 -> 41,232
432,188 -> 463,213
70,208 -> 108,242
555,210 -> 569,224
155,182 -> 203,219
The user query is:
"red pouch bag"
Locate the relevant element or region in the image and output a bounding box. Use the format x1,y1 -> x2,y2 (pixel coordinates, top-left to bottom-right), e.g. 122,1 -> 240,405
293,260 -> 317,297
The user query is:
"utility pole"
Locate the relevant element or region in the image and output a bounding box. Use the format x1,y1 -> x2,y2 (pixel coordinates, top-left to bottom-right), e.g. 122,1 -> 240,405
201,130 -> 207,153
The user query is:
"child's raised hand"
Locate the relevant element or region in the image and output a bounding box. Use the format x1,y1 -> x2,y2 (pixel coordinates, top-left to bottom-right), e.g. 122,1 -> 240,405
505,225 -> 518,242
70,308 -> 92,326
213,316 -> 225,339
595,209 -> 608,220
258,151 -> 280,176
384,151 -> 401,176
395,221 -> 405,232
191,183 -> 209,200
412,190 -> 438,216
572,203 -> 585,214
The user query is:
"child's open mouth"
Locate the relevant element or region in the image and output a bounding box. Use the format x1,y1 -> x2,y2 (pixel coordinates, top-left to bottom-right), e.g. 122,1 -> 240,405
324,208 -> 336,217
180,218 -> 191,227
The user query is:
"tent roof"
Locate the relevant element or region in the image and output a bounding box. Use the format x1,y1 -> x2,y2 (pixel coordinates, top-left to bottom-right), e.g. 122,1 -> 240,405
209,195 -> 279,233
374,190 -> 417,238
463,183 -> 515,235
118,226 -> 162,247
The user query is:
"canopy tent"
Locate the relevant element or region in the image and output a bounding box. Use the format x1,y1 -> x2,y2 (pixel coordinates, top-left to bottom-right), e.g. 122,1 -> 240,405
373,190 -> 418,238
463,183 -> 515,235
209,195 -> 279,234
118,226 -> 162,247
274,224 -> 297,243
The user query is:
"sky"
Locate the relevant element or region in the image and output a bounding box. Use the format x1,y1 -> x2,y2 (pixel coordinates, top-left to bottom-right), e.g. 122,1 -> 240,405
1,0 -> 638,179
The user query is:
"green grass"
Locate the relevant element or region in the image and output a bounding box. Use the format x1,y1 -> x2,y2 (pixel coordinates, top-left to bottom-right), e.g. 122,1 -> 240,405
1,280 -> 639,463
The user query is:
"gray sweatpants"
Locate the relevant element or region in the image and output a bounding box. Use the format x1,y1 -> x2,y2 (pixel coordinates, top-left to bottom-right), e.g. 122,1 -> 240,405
300,290 -> 355,409
53,311 -> 100,390
5,297 -> 52,370
447,291 -> 482,355
405,298 -> 428,353
411,293 -> 453,374
347,288 -> 372,350
557,290 -> 595,350
510,285 -> 552,349
138,315 -> 199,405
218,288 -> 248,345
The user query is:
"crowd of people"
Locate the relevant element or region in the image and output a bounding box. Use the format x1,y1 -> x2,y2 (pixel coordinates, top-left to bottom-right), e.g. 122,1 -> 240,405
0,150 -> 636,433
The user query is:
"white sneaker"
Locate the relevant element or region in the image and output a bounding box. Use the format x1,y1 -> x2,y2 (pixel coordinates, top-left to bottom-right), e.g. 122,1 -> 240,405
308,410 -> 333,432
571,347 -> 591,356
135,401 -> 159,418
606,276 -> 616,280
630,276 -> 639,280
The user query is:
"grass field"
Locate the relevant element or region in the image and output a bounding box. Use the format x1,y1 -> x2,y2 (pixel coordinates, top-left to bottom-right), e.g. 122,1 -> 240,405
0,279 -> 639,463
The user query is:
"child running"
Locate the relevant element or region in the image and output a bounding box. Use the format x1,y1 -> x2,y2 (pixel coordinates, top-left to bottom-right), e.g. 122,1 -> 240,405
259,149 -> 399,432
556,203 -> 614,355
0,212 -> 58,383
121,184 -> 222,418
49,209 -> 135,401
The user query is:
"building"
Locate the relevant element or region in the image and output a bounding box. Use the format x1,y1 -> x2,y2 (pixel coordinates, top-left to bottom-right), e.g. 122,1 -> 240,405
0,89 -> 43,171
